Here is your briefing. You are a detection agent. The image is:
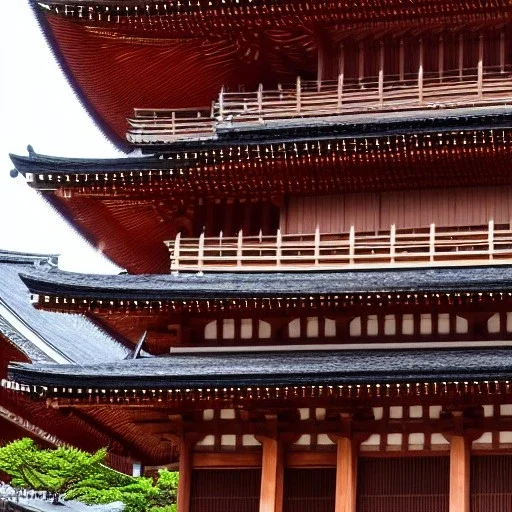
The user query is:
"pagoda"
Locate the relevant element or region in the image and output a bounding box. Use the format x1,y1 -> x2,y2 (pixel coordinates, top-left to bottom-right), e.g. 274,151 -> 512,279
7,0 -> 512,511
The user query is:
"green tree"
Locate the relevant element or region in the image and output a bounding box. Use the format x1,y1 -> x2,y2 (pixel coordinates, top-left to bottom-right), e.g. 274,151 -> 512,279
0,439 -> 106,504
0,439 -> 179,511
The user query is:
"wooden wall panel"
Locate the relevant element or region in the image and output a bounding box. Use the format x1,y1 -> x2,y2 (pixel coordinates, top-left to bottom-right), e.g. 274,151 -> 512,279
285,187 -> 512,235
471,455 -> 512,512
357,457 -> 449,512
283,468 -> 336,512
190,469 -> 261,512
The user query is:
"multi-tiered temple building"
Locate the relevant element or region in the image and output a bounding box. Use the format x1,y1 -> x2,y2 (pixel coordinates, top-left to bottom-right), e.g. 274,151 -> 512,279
7,0 -> 512,510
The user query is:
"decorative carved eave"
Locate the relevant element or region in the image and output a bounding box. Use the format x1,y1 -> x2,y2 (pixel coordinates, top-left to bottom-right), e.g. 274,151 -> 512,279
12,125 -> 512,198
7,378 -> 512,408
37,0 -> 512,37
17,265 -> 512,310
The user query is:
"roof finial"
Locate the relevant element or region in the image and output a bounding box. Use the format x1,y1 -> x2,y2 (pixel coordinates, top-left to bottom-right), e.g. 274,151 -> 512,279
27,145 -> 36,158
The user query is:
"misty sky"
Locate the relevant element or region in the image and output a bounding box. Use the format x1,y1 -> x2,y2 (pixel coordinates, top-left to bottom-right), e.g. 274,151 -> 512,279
0,1 -> 122,274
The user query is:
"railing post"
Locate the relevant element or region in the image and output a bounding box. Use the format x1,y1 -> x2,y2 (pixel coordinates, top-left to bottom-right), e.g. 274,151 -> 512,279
458,33 -> 464,80
349,226 -> 355,265
378,40 -> 384,107
477,33 -> 484,99
257,83 -> 264,122
389,224 -> 396,263
171,111 -> 176,136
429,223 -> 436,262
276,229 -> 282,267
317,42 -> 324,92
337,43 -> 344,111
438,35 -> 444,82
296,77 -> 302,113
488,219 -> 494,260
198,232 -> 205,274
399,39 -> 405,82
218,86 -> 224,121
172,231 -> 181,273
237,229 -> 243,267
500,30 -> 506,73
314,226 -> 320,266
418,38 -> 424,105
358,42 -> 364,86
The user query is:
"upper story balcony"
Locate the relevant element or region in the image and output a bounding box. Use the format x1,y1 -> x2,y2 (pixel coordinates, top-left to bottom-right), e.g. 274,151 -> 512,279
166,221 -> 512,273
128,66 -> 512,145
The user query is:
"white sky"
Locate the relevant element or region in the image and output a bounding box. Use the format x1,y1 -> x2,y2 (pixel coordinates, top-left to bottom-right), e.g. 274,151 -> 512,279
0,1 -> 123,274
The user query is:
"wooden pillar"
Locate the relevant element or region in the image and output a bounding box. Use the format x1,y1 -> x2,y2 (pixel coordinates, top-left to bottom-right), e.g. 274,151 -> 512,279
438,35 -> 444,81
259,437 -> 284,512
500,30 -> 506,73
317,41 -> 324,92
418,38 -> 424,105
177,439 -> 193,512
458,33 -> 464,80
399,39 -> 405,82
358,42 -> 365,85
449,434 -> 470,512
378,40 -> 384,106
477,33 -> 484,98
334,437 -> 358,512
337,43 -> 345,110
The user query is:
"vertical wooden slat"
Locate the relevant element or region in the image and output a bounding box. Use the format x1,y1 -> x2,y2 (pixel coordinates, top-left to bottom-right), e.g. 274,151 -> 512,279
358,457 -> 449,512
283,468 -> 335,512
190,469 -> 261,512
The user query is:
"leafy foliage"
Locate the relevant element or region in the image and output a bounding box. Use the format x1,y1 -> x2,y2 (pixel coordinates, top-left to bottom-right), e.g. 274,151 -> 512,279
0,439 -> 179,511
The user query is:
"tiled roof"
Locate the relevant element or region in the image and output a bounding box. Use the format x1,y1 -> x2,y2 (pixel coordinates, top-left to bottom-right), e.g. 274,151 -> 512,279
0,251 -> 129,364
9,347 -> 512,389
19,265 -> 512,301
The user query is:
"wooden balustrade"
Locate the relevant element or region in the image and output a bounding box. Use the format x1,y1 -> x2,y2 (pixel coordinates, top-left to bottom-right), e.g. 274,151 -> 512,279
166,222 -> 512,272
128,66 -> 512,144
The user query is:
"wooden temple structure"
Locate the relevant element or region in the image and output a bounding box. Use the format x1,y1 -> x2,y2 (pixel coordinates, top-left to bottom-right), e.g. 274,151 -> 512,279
7,0 -> 512,510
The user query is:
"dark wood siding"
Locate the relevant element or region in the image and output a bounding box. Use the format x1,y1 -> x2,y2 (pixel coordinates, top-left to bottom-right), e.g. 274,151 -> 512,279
283,468 -> 336,512
471,455 -> 512,511
357,457 -> 449,512
190,469 -> 260,512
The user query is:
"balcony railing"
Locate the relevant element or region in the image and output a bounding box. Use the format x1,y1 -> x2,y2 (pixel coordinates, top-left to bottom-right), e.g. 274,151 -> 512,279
128,67 -> 512,144
165,222 -> 512,273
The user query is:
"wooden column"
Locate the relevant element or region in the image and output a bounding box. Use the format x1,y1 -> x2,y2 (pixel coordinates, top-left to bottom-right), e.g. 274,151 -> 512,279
358,42 -> 365,85
259,436 -> 284,512
449,434 -> 470,512
438,35 -> 444,81
500,30 -> 506,73
335,437 -> 358,512
337,43 -> 345,110
458,33 -> 464,80
399,39 -> 405,82
378,40 -> 384,106
317,41 -> 324,92
477,33 -> 484,98
177,439 -> 193,512
418,38 -> 424,105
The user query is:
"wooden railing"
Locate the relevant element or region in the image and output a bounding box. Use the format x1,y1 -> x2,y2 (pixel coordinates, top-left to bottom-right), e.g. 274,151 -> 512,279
165,222 -> 512,272
214,68 -> 512,123
128,66 -> 512,144
127,106 -> 215,144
